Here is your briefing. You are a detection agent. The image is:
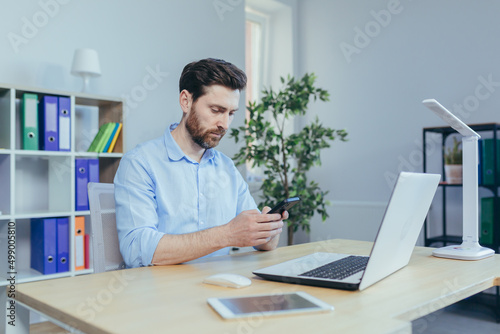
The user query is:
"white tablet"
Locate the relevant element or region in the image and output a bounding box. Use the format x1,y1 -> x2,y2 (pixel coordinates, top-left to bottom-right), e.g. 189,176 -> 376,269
207,291 -> 334,320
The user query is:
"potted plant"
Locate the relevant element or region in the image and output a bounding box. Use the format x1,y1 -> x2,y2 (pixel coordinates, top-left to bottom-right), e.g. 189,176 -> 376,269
444,136 -> 462,184
231,73 -> 348,245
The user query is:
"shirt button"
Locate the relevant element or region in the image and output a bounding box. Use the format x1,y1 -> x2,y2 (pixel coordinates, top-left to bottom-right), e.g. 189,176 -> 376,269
200,221 -> 205,225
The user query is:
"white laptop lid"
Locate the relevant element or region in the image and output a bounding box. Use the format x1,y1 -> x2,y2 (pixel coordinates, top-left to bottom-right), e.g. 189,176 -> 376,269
359,172 -> 440,290
253,172 -> 440,291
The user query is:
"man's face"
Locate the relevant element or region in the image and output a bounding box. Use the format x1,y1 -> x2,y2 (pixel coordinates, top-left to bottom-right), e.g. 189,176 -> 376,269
185,85 -> 240,149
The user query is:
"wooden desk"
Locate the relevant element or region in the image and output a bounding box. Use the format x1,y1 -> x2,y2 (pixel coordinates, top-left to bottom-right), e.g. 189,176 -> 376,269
12,239 -> 500,333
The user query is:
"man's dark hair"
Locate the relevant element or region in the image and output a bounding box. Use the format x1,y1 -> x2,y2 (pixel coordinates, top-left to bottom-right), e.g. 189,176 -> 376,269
179,58 -> 247,103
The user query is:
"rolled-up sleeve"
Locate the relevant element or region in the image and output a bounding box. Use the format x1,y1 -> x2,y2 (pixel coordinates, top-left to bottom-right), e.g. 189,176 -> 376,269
114,151 -> 164,268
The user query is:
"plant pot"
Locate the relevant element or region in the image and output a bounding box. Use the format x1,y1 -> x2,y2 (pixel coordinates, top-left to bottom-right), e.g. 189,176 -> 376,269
444,164 -> 462,184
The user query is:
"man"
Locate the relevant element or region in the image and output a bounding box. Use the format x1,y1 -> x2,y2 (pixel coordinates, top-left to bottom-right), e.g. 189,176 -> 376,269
114,58 -> 287,267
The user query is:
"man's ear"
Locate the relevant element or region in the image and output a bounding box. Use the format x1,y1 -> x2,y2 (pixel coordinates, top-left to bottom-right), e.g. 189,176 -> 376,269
179,90 -> 192,115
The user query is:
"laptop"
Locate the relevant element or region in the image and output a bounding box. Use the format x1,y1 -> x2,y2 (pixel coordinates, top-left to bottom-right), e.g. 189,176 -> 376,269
253,172 -> 441,291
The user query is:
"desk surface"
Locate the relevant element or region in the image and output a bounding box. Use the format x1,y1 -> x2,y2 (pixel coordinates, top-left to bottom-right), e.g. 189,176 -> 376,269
14,239 -> 500,334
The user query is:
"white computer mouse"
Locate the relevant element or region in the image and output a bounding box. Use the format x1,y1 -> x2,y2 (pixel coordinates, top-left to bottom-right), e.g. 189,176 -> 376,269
203,273 -> 252,288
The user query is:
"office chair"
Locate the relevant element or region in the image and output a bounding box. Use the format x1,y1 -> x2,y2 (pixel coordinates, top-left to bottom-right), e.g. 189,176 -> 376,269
88,182 -> 126,273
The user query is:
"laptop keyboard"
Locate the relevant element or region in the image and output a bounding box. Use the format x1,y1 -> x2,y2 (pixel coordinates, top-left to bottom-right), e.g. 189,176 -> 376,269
299,255 -> 369,280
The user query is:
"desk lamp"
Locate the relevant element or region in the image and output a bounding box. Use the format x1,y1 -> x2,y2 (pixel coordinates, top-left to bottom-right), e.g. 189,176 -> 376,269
423,99 -> 494,260
71,48 -> 101,93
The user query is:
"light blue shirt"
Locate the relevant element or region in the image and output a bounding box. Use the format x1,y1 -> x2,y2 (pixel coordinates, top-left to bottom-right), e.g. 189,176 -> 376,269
114,123 -> 257,268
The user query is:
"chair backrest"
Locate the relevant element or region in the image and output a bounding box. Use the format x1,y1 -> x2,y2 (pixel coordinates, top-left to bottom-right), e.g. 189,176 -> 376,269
88,182 -> 126,273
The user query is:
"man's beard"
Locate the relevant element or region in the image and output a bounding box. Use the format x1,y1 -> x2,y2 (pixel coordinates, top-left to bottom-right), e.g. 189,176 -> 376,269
185,105 -> 227,149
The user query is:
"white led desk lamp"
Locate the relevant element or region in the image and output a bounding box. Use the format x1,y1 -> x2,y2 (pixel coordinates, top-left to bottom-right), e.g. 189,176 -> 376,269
423,99 -> 495,260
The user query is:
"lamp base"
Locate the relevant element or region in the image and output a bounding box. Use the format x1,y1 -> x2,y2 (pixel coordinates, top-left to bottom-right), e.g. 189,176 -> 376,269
432,244 -> 495,261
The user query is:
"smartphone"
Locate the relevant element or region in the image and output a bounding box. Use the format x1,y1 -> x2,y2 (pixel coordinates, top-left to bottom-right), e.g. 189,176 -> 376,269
268,197 -> 301,214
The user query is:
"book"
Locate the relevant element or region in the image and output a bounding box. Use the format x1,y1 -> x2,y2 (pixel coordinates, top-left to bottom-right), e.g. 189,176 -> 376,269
96,123 -> 116,153
87,122 -> 115,153
107,123 -> 122,153
103,123 -> 120,153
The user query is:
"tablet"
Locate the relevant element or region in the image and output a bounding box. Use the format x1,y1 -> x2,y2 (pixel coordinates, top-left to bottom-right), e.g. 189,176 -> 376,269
207,291 -> 334,320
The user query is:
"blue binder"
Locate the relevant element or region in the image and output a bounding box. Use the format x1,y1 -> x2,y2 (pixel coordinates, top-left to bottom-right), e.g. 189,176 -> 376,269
88,158 -> 100,183
56,217 -> 70,273
39,95 -> 59,151
31,218 -> 57,275
76,159 -> 89,211
58,97 -> 71,151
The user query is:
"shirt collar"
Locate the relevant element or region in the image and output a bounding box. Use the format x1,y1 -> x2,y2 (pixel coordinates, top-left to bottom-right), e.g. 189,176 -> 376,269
164,123 -> 215,163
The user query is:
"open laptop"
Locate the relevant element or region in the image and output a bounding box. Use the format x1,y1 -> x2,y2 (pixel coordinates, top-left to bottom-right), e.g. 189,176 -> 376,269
253,172 -> 441,291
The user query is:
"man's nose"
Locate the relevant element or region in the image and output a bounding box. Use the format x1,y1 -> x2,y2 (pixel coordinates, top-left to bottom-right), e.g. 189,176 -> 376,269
217,113 -> 230,130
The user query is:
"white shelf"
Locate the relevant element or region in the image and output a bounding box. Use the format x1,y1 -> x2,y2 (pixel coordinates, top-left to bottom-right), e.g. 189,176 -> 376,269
74,210 -> 90,216
74,151 -> 123,158
11,150 -> 123,158
0,83 -> 124,287
0,268 -> 95,287
10,212 -> 74,220
13,150 -> 71,157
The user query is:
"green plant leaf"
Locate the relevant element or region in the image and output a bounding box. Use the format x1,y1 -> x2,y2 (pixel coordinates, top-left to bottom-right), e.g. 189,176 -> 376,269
231,73 -> 348,245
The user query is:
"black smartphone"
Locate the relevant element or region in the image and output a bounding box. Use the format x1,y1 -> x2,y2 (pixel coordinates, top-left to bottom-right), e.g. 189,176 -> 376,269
268,197 -> 301,214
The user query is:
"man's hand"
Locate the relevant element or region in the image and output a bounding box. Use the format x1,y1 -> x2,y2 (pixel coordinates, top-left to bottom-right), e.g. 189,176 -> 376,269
152,207 -> 288,266
256,206 -> 288,250
224,208 -> 285,248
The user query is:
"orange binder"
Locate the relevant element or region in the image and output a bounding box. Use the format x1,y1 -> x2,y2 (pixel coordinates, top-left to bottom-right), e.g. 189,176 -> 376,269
74,216 -> 85,271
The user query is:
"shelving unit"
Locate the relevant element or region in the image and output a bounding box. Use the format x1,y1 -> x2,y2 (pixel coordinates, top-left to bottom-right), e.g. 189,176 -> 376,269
423,123 -> 500,322
0,83 -> 124,329
423,123 -> 500,252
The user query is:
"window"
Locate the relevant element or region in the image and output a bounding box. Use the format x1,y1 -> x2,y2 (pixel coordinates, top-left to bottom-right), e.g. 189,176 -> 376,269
244,9 -> 268,183
245,10 -> 267,109
243,2 -> 293,184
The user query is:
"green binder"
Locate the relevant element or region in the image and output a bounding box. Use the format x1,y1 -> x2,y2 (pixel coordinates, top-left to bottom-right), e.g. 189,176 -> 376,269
481,139 -> 500,185
480,197 -> 497,245
21,93 -> 39,150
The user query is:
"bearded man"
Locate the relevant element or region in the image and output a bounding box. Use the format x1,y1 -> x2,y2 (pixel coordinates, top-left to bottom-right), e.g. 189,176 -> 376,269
114,58 -> 286,267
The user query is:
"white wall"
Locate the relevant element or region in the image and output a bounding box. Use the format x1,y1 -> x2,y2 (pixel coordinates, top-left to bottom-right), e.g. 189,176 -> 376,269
0,0 -> 246,156
4,0 -> 497,246
296,0 -> 500,242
